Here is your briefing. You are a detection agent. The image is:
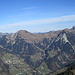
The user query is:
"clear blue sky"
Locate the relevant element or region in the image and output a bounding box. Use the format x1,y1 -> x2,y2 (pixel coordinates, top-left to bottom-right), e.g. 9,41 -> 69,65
0,0 -> 75,33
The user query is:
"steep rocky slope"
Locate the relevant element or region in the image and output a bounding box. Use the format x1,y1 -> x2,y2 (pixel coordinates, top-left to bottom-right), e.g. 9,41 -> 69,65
45,28 -> 75,71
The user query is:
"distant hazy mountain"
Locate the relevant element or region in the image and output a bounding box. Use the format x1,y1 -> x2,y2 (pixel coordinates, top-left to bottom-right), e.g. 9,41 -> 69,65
0,26 -> 75,75
0,32 -> 9,38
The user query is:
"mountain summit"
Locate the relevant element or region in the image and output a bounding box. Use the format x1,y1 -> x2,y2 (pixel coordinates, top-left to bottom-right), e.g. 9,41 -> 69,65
71,26 -> 75,30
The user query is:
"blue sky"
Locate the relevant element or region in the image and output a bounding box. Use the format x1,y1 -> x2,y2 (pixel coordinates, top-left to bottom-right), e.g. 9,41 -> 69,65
0,0 -> 75,33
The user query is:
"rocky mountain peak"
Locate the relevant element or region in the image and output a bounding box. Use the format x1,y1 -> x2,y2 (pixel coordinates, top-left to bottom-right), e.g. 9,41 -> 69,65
71,26 -> 75,30
17,30 -> 31,34
55,30 -> 69,44
16,30 -> 33,38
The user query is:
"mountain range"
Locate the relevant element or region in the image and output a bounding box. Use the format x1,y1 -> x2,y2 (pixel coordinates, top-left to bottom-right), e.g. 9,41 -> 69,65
0,26 -> 75,75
